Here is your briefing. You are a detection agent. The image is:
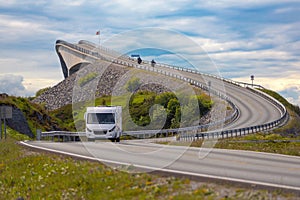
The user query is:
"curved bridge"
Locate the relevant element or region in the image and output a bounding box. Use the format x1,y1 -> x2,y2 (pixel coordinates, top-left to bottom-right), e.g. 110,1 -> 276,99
55,39 -> 288,139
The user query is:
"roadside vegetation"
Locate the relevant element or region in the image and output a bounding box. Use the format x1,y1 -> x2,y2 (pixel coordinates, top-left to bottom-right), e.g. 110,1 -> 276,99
0,95 -> 72,137
129,90 -> 212,129
191,88 -> 300,156
0,131 -> 295,199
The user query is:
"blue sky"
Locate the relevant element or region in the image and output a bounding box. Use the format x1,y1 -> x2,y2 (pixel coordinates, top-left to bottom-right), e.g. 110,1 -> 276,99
0,0 -> 299,105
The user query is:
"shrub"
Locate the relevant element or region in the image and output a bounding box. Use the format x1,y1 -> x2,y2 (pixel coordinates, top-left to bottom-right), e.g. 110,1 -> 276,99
155,92 -> 176,108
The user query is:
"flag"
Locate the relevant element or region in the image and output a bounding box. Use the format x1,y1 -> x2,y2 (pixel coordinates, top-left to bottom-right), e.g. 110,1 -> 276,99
96,31 -> 100,35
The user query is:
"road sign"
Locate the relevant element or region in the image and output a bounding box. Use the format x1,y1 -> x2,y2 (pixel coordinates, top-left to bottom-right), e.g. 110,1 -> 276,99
0,106 -> 12,140
251,75 -> 254,87
0,106 -> 12,119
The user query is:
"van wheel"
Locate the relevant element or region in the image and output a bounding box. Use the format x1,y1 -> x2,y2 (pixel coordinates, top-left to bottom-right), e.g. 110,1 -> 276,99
109,138 -> 115,142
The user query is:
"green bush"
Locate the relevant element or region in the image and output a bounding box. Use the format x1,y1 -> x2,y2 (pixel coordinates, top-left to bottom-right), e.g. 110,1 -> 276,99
167,98 -> 181,128
155,92 -> 176,107
129,91 -> 155,126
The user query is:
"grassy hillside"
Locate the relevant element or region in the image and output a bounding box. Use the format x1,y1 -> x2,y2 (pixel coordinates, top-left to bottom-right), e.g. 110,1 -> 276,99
260,88 -> 300,116
0,95 -> 73,137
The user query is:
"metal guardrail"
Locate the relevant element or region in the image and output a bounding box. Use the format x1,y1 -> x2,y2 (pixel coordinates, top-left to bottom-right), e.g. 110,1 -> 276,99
38,131 -> 86,142
49,40 -> 288,142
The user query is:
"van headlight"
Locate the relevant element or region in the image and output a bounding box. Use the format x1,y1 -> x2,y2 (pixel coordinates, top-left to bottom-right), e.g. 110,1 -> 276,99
87,127 -> 92,132
109,126 -> 116,132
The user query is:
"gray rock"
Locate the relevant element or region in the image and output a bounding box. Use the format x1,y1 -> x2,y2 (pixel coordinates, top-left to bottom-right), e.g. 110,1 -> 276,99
6,106 -> 34,138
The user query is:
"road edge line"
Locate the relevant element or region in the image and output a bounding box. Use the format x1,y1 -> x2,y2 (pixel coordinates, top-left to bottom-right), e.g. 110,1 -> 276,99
20,141 -> 300,192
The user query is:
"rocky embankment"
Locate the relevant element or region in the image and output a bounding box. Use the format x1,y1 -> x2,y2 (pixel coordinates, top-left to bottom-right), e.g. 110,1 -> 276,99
33,63 -> 169,110
33,64 -> 127,110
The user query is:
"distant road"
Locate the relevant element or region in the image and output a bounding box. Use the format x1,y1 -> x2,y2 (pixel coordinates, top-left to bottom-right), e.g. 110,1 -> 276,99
22,141 -> 300,191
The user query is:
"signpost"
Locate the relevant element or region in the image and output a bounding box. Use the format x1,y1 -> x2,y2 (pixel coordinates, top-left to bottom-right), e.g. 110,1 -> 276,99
251,75 -> 254,87
207,81 -> 212,97
0,106 -> 12,140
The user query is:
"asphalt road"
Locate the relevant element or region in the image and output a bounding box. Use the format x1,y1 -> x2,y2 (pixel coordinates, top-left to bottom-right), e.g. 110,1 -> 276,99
23,141 -> 300,191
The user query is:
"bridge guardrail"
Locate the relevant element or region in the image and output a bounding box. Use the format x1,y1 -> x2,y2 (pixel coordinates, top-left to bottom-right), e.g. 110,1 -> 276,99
51,40 -> 288,142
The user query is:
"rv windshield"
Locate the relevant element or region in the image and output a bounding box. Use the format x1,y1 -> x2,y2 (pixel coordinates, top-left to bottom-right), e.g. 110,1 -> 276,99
87,113 -> 115,124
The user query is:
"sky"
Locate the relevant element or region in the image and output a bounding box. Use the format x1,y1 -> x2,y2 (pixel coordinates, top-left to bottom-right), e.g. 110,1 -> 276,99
0,0 -> 299,106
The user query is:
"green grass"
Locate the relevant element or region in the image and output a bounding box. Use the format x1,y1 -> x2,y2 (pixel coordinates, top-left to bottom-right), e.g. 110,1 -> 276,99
0,136 -> 295,199
259,88 -> 300,116
78,72 -> 98,87
213,134 -> 300,156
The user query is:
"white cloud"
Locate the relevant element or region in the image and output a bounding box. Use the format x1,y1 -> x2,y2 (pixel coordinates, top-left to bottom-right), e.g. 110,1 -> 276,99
195,0 -> 300,9
0,74 -> 33,96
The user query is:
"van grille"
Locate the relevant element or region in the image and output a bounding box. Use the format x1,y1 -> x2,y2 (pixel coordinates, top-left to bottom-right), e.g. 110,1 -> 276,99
94,130 -> 107,135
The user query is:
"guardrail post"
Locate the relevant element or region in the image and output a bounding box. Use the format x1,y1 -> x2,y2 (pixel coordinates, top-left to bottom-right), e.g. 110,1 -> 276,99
36,129 -> 41,141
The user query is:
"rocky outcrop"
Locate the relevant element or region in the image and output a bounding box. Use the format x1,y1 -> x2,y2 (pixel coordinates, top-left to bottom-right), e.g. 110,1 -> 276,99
33,64 -> 129,110
32,74 -> 75,110
5,106 -> 34,138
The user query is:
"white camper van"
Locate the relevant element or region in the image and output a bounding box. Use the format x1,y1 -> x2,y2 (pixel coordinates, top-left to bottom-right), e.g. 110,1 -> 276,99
84,106 -> 122,142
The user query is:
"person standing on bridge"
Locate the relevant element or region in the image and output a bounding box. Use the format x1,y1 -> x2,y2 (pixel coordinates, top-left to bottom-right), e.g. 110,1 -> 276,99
151,59 -> 156,67
137,57 -> 142,64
